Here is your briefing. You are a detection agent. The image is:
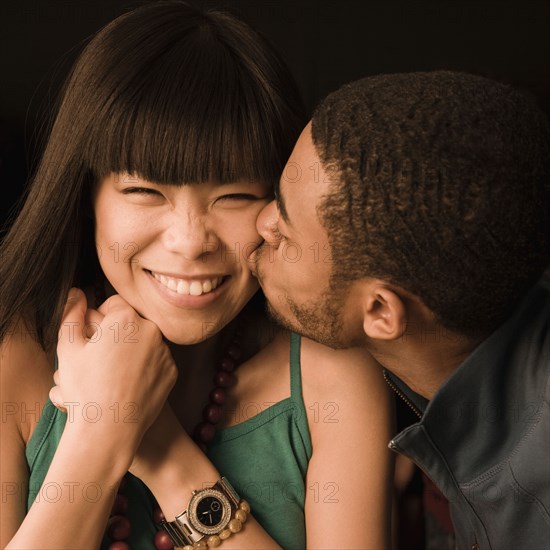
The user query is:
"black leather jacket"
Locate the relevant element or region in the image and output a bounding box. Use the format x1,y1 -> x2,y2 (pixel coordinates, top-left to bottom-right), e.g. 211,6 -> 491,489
388,276 -> 550,549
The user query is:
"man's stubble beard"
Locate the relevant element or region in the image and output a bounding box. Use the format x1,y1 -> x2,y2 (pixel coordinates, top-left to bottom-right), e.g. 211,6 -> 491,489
264,281 -> 352,350
254,242 -> 354,349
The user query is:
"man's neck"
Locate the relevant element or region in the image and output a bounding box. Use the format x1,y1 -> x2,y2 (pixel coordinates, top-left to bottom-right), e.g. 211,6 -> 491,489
367,330 -> 482,400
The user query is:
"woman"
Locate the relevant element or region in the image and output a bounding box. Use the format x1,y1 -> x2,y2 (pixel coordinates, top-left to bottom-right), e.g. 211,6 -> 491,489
0,2 -> 394,548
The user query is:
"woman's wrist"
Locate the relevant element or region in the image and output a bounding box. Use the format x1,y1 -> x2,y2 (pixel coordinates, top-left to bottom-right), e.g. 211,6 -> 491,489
62,420 -> 139,479
139,434 -> 220,520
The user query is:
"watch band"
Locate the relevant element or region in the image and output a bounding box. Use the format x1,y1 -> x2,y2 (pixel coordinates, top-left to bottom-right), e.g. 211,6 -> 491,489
160,477 -> 240,546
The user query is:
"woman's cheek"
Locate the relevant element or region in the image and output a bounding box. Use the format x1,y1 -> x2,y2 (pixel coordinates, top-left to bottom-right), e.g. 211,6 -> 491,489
217,210 -> 263,249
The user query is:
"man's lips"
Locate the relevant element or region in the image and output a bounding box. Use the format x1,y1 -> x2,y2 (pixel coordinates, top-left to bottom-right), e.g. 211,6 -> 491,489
246,247 -> 261,278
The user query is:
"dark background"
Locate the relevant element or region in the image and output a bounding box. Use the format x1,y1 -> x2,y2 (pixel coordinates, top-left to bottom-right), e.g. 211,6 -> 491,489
1,0 -> 550,231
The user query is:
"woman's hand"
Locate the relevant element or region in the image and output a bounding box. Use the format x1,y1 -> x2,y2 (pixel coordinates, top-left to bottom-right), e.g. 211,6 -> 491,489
50,288 -> 177,462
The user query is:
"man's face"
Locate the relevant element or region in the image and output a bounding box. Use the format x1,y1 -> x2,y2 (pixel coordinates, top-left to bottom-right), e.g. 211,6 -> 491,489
249,123 -> 360,348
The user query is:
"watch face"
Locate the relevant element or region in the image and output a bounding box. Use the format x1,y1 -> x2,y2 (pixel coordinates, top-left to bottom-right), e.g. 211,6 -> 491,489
188,488 -> 231,535
196,496 -> 223,526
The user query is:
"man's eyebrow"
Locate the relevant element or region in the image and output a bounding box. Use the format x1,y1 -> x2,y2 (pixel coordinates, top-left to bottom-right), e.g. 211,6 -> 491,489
274,184 -> 291,225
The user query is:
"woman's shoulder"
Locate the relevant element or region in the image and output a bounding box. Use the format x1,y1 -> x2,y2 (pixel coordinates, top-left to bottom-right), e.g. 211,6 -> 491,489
297,336 -> 394,441
237,327 -> 388,406
229,327 -> 291,411
299,336 -> 386,402
0,318 -> 54,443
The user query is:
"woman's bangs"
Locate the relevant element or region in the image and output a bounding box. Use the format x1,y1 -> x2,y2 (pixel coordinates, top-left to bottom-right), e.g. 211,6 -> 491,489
84,34 -> 280,186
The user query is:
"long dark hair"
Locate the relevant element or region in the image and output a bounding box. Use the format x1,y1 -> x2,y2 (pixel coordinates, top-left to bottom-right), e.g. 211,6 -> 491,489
0,0 -> 306,349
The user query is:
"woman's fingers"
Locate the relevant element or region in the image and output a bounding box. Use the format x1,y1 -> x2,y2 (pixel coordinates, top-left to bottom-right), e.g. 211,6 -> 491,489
97,293 -> 139,318
59,291 -> 138,342
84,308 -> 105,339
58,288 -> 88,349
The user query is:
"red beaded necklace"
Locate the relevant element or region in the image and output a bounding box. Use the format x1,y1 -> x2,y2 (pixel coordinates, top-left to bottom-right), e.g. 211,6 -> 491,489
102,307 -> 244,550
193,332 -> 242,451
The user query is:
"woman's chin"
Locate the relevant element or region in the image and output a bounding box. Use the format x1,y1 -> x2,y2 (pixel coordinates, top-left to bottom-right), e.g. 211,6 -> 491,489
160,324 -> 223,346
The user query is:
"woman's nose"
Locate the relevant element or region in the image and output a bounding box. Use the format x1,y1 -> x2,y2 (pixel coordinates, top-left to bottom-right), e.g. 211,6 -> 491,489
163,211 -> 219,260
256,200 -> 282,248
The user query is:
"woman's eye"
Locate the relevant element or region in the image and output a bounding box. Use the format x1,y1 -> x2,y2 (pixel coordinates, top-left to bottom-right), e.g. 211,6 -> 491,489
215,193 -> 266,207
122,187 -> 161,196
217,193 -> 261,201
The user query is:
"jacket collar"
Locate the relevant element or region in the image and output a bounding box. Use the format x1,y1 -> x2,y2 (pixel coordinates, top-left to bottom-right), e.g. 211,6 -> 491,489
390,275 -> 550,483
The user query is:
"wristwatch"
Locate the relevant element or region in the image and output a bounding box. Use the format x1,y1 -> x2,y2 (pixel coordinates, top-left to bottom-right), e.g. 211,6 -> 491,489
160,477 -> 240,546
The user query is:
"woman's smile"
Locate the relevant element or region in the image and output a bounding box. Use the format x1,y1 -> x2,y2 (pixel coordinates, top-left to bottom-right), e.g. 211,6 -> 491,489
145,269 -> 230,310
148,270 -> 225,296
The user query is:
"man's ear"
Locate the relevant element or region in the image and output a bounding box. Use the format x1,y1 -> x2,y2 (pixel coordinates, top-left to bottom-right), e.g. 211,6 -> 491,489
361,284 -> 406,341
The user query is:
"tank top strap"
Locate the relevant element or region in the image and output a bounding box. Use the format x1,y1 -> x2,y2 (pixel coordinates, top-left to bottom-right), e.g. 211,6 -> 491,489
289,332 -> 303,399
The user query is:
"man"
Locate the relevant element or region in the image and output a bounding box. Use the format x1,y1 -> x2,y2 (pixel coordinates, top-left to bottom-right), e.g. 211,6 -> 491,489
250,71 -> 550,549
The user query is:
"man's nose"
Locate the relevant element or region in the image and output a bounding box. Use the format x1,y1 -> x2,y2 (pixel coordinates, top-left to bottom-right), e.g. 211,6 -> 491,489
256,200 -> 282,247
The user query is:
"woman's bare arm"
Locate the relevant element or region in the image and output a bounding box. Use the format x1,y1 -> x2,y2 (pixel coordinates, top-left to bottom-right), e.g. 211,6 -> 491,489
2,290 -> 176,549
300,338 -> 395,549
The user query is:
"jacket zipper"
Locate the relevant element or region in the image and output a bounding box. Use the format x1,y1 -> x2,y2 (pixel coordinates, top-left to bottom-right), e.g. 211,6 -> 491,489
383,370 -> 423,420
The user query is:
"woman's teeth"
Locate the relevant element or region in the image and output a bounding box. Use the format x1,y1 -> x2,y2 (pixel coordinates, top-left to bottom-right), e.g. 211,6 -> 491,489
151,272 -> 223,296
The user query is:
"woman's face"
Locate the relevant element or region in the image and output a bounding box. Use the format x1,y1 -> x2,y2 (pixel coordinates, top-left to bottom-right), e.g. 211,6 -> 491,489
93,173 -> 271,344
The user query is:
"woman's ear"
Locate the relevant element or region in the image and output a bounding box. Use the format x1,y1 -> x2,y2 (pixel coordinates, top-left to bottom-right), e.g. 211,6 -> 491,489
361,283 -> 407,341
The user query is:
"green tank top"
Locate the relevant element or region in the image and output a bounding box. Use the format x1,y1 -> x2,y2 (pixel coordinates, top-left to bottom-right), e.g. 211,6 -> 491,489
25,333 -> 311,549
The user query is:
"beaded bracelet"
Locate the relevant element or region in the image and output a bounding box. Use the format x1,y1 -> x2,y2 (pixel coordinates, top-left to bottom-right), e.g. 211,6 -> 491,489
180,500 -> 250,550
